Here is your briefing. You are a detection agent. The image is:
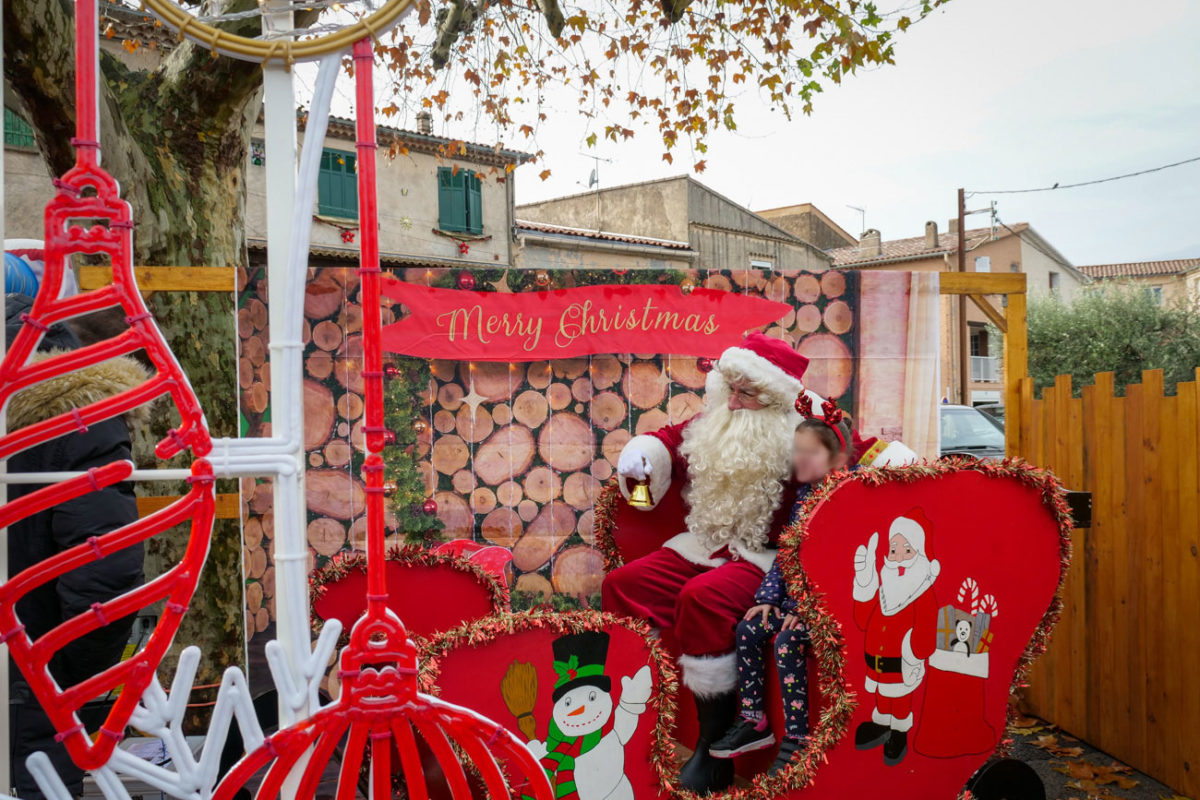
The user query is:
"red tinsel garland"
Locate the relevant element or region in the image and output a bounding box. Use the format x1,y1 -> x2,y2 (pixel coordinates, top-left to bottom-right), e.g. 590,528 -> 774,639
591,480 -> 625,572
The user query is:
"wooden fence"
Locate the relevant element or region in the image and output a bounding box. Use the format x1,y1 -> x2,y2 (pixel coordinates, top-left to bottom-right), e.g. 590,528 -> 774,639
1015,368 -> 1200,798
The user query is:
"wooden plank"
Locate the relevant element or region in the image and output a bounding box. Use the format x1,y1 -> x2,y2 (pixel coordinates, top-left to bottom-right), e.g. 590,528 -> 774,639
1005,292 -> 1028,456
1094,372 -> 1122,751
1180,375 -> 1200,799
1157,377 -> 1181,786
1121,379 -> 1145,769
1079,381 -> 1100,739
1139,370 -> 1164,779
1063,378 -> 1088,735
137,492 -> 240,519
938,271 -> 1027,295
966,293 -> 1007,332
78,265 -> 237,292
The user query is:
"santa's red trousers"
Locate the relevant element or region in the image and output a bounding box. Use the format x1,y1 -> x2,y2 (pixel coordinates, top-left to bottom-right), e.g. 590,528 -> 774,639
601,547 -> 764,657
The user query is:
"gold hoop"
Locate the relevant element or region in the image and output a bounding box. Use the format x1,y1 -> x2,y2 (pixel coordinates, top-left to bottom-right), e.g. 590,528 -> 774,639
140,0 -> 414,63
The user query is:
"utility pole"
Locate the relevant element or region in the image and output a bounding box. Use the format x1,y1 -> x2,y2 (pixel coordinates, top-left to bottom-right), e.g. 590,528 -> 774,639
957,188 -> 969,406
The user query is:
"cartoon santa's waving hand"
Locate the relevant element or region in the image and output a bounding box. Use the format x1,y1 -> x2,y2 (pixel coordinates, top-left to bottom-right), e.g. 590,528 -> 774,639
852,508 -> 940,766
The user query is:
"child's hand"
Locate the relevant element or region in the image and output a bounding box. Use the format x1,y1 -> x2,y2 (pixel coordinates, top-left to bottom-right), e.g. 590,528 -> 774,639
781,614 -> 805,631
744,604 -> 779,624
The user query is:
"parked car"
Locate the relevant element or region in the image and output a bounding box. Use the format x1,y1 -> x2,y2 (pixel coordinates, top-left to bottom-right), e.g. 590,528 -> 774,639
974,402 -> 1005,432
940,404 -> 1006,460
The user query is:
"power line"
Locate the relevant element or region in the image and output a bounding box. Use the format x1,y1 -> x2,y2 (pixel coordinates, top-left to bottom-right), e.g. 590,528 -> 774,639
968,154 -> 1200,196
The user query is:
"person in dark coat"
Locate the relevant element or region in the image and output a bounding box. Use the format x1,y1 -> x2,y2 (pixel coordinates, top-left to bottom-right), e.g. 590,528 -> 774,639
5,293 -> 146,799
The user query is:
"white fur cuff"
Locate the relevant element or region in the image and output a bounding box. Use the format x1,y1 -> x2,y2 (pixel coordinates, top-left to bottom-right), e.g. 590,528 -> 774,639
663,533 -> 727,568
730,545 -> 777,574
891,713 -> 914,733
617,434 -> 673,510
678,652 -> 737,698
874,441 -> 918,467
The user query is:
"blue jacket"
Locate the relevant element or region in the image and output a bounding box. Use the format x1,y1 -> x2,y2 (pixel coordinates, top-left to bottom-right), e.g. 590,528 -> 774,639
753,483 -> 813,613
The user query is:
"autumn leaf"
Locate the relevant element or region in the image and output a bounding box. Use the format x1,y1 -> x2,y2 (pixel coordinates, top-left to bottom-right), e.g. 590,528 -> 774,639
538,169 -> 552,181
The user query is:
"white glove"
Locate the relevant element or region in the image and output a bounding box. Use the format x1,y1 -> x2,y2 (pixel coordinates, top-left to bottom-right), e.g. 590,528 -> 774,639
525,740 -> 547,760
617,443 -> 652,481
619,665 -> 653,711
854,532 -> 879,588
901,631 -> 925,687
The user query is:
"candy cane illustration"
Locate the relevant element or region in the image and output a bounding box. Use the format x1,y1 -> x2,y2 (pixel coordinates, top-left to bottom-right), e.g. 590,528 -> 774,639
957,577 -> 980,613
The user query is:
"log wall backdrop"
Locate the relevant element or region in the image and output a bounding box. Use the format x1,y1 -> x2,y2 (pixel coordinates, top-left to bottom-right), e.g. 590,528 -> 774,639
1016,369 -> 1200,798
238,266 -> 936,654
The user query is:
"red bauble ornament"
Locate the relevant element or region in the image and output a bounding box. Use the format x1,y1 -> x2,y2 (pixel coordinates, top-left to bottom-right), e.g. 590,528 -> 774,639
412,419 -> 429,435
423,498 -> 438,515
457,270 -> 476,289
613,268 -> 628,276
680,277 -> 696,295
697,357 -> 714,373
535,270 -> 551,287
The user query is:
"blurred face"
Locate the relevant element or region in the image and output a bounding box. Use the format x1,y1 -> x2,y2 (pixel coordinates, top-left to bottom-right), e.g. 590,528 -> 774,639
792,427 -> 845,484
727,378 -> 767,410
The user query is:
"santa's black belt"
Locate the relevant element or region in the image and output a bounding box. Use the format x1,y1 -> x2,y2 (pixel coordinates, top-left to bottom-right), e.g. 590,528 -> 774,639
865,654 -> 902,674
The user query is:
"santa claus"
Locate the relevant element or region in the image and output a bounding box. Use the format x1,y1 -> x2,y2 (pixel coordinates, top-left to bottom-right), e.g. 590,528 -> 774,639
852,508 -> 940,766
602,333 -> 915,793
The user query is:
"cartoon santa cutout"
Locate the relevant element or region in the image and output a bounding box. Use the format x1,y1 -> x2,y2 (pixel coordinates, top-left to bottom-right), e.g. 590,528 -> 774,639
526,631 -> 653,800
852,507 -> 940,766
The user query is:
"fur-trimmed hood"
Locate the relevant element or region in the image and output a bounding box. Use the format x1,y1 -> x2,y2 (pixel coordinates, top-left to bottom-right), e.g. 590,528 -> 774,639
8,352 -> 152,431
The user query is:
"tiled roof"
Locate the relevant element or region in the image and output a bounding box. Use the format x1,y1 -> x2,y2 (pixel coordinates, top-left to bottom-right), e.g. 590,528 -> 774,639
1078,258 -> 1200,279
515,219 -> 693,251
315,115 -> 533,167
828,224 -> 1025,267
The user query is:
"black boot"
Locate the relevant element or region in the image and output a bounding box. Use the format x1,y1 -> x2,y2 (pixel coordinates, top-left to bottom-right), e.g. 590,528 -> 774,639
883,729 -> 908,766
854,720 -> 890,751
678,693 -> 737,794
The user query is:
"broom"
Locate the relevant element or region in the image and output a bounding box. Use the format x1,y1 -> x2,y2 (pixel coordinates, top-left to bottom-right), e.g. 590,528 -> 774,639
501,660 -> 539,740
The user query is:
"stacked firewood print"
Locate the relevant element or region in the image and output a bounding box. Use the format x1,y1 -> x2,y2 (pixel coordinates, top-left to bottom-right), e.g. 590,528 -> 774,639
238,266 -> 884,644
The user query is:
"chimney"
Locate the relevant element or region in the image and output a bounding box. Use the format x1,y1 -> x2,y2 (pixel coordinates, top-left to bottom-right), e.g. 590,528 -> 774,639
947,218 -> 959,235
859,228 -> 882,259
416,111 -> 433,136
924,220 -> 939,249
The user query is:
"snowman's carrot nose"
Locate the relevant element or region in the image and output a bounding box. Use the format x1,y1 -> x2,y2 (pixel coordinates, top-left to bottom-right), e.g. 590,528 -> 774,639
568,705 -> 587,716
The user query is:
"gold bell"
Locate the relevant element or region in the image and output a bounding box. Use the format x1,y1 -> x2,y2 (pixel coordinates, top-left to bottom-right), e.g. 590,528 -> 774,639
627,479 -> 653,509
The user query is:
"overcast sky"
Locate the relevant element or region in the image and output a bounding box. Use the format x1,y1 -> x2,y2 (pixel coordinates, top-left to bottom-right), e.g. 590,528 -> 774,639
507,0 -> 1200,266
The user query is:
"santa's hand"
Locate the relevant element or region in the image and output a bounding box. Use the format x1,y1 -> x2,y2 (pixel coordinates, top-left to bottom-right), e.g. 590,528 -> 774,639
617,444 -> 652,481
525,740 -> 547,760
901,631 -> 926,687
854,533 -> 879,586
620,665 -> 653,711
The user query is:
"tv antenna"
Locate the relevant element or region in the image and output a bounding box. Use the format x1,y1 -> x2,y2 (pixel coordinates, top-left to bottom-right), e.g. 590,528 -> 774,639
847,204 -> 867,235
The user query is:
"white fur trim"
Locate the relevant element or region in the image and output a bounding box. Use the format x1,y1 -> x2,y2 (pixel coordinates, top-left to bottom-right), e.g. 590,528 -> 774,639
891,713 -> 914,733
873,680 -> 919,698
678,652 -> 737,698
930,559 -> 941,579
873,441 -> 918,466
890,515 -> 926,555
716,345 -> 805,405
872,708 -> 893,726
617,435 -> 673,510
663,532 -> 728,568
863,675 -> 877,693
929,649 -> 990,679
730,545 -> 777,574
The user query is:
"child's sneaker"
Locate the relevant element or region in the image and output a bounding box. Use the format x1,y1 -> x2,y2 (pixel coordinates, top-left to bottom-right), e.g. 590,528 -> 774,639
709,717 -> 775,758
767,736 -> 806,776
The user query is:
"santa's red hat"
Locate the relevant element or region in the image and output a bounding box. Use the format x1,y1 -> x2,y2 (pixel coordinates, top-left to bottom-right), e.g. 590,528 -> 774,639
715,332 -> 809,400
890,507 -> 941,578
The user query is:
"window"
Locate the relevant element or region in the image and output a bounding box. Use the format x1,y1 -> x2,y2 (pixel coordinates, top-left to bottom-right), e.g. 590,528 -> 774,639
317,148 -> 357,219
974,256 -> 991,273
749,258 -> 773,270
438,167 -> 483,234
1048,271 -> 1060,292
1149,286 -> 1164,305
969,327 -> 989,357
4,107 -> 36,149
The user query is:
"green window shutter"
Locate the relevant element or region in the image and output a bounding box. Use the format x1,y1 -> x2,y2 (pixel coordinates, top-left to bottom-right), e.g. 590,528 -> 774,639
318,149 -> 358,219
4,108 -> 36,149
438,167 -> 468,232
466,172 -> 483,235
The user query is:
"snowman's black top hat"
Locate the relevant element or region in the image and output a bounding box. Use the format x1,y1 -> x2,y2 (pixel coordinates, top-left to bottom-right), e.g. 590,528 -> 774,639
551,631 -> 612,702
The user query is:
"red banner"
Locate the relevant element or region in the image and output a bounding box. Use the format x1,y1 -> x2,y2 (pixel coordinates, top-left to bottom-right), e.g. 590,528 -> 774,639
380,277 -> 791,361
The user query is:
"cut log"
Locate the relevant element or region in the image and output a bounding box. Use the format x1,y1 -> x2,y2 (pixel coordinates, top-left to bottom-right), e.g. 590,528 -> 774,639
244,516 -> 264,549
438,382 -> 465,411
246,297 -> 268,331
590,459 -> 613,482
301,319 -> 309,346
513,390 -> 549,428
480,507 -> 522,547
628,361 -> 668,410
456,403 -> 494,443
635,408 -> 669,436
667,391 -> 704,425
474,424 -> 536,486
350,419 -> 367,454
601,429 -> 632,467
309,452 -> 324,468
794,274 -> 821,303
527,361 -> 552,389
514,573 -> 553,599
496,480 -> 523,507
418,460 -> 436,495
422,377 -> 438,406
576,508 -> 596,545
324,439 -> 353,468
493,404 -> 513,425
551,359 -> 588,379
524,466 -> 562,504
306,470 -> 366,520
430,360 -> 457,382
237,265 -> 248,293
588,391 -> 627,431
255,607 -> 271,634
261,566 -> 275,600
589,355 -> 623,389
250,481 -> 273,514
472,487 -> 497,515
432,434 -> 470,475
244,335 -> 267,367
333,357 -> 365,394
512,504 -> 577,572
304,380 -> 336,450
571,377 -> 593,403
795,304 -> 822,333
304,272 -> 344,319
244,383 -> 269,415
327,266 -> 360,292
551,546 -> 605,598
547,382 -> 572,411
823,299 -> 853,335
666,357 -> 708,390
307,517 -> 347,557
312,320 -> 343,352
247,545 -> 268,579
435,490 -> 474,539
258,362 -> 271,388
820,270 -> 846,299
337,392 -> 364,421
237,308 -> 253,340
563,472 -> 601,510
462,361 -> 523,401
704,273 -> 733,292
434,409 -> 457,434
260,511 -> 275,539
452,469 -> 477,495
538,413 -> 594,472
336,421 -> 350,438
778,305 -> 797,329
238,357 -> 254,389
306,350 -> 334,380
517,499 -> 539,522
765,275 -> 790,303
796,333 -> 854,399
337,302 -> 364,335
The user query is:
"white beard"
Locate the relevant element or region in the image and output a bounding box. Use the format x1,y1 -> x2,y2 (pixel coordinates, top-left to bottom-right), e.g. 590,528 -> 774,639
677,377 -> 797,555
879,555 -> 935,616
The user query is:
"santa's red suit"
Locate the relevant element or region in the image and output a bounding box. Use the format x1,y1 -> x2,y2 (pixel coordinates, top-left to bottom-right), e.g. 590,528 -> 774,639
851,508 -> 940,766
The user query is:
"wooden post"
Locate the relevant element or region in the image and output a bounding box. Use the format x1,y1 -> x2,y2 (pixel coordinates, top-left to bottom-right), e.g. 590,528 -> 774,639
957,188 -> 969,405
1003,285 -> 1027,456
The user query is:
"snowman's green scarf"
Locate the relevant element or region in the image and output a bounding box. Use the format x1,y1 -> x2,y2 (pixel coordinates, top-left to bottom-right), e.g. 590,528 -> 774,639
528,656 -> 613,800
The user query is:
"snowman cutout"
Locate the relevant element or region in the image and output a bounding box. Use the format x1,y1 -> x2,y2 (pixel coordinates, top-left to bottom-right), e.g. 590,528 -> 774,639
526,631 -> 653,800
